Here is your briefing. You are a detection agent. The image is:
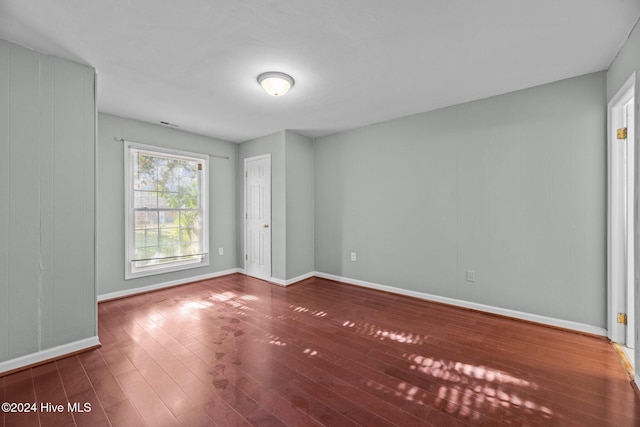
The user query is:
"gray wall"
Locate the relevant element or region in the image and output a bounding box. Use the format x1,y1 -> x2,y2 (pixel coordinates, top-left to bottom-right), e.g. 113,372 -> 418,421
237,131 -> 287,280
96,113 -> 238,296
314,72 -> 607,328
285,131 -> 315,279
607,19 -> 640,100
237,130 -> 315,281
0,39 -> 96,363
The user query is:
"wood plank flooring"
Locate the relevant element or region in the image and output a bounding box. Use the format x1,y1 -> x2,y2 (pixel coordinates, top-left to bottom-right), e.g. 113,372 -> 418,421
1,273 -> 639,426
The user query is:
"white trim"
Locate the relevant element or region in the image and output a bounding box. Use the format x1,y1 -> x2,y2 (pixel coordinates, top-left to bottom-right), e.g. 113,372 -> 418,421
94,70 -> 99,339
269,277 -> 287,286
242,153 -> 272,162
243,153 -> 272,280
285,271 -> 315,285
124,141 -> 210,280
235,270 -> 314,287
268,271 -> 315,287
609,72 -> 637,109
607,72 -> 636,343
314,271 -> 607,337
635,71 -> 640,386
0,336 -> 100,375
97,268 -> 241,302
99,268 -> 608,336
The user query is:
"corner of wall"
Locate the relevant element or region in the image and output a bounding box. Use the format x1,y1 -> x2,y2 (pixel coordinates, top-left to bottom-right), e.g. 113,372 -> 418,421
607,16 -> 640,100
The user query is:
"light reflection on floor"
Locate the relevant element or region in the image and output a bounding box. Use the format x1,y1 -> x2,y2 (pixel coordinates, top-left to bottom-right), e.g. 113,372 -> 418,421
341,319 -> 553,423
265,332 -> 287,347
406,353 -> 552,421
342,320 -> 425,344
303,348 -> 319,357
291,305 -> 328,317
171,290 -> 555,423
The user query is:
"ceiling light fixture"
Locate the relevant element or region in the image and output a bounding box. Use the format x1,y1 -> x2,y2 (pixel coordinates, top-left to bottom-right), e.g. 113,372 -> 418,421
257,71 -> 294,97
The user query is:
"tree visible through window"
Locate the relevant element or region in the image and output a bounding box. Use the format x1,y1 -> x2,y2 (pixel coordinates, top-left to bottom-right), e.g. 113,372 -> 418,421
125,143 -> 209,278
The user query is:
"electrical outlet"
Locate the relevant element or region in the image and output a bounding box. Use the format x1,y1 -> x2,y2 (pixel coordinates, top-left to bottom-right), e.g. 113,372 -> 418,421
350,252 -> 357,262
218,248 -> 224,255
466,270 -> 476,282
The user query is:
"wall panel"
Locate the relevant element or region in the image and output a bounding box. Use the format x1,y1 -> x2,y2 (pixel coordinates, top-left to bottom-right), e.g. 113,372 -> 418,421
0,39 -> 97,371
0,39 -> 9,362
314,72 -> 606,328
285,131 -> 314,280
38,52 -> 55,351
7,42 -> 41,359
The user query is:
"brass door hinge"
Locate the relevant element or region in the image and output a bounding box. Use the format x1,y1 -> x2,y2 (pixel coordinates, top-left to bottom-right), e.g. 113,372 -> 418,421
617,128 -> 628,140
245,254 -> 248,261
617,313 -> 628,325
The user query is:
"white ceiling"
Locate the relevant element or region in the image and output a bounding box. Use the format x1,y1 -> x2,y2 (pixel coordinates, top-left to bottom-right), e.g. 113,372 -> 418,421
1,1 -> 639,143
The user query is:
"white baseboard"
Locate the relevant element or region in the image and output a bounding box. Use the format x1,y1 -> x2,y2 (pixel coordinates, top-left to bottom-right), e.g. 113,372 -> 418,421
268,277 -> 288,286
0,336 -> 101,375
99,267 -> 607,336
98,268 -> 242,302
237,270 -> 314,287
313,271 -> 607,337
270,272 -> 315,286
285,272 -> 315,285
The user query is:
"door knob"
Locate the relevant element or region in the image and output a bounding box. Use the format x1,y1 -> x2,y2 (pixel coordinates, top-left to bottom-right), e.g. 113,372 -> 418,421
263,224 -> 269,228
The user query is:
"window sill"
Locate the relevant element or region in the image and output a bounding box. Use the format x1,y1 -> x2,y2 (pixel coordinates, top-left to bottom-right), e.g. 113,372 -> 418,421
125,257 -> 210,280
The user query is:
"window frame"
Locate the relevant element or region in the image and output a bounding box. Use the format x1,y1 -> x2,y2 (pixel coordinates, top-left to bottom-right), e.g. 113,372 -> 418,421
124,141 -> 209,279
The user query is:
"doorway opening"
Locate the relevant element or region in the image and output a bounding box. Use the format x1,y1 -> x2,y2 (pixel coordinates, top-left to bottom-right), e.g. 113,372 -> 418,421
608,72 -> 637,376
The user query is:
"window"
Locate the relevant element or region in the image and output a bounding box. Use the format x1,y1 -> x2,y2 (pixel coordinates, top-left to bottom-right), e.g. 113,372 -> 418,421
125,142 -> 209,279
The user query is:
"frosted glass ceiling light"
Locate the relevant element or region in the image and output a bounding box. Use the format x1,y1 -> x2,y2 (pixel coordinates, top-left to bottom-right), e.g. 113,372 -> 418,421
257,71 -> 294,96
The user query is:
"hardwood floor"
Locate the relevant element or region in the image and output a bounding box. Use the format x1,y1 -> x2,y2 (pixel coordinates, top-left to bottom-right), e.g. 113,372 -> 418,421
1,273 -> 639,426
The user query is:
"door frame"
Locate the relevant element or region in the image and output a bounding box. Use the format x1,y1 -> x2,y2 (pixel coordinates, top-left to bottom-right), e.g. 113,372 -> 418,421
608,72 -> 636,345
243,153 -> 272,280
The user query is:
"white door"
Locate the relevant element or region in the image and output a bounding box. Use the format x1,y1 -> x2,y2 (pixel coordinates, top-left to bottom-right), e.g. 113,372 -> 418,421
244,154 -> 271,280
